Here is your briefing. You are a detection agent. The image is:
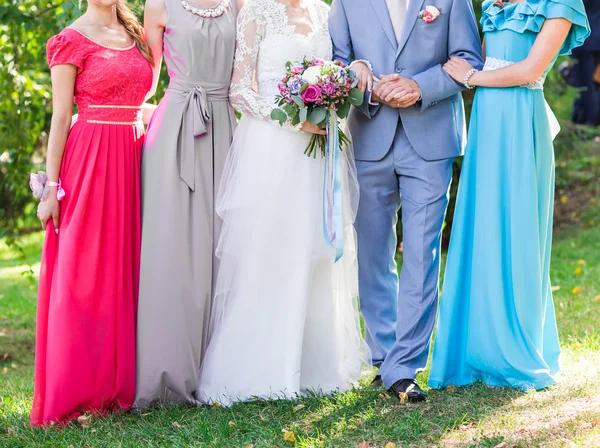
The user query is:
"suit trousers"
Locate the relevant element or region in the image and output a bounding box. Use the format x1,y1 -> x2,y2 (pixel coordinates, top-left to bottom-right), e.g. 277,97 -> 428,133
355,120 -> 454,388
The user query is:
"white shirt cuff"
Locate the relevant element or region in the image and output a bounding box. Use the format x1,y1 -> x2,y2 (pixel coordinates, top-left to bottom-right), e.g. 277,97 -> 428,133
367,79 -> 379,105
369,88 -> 379,106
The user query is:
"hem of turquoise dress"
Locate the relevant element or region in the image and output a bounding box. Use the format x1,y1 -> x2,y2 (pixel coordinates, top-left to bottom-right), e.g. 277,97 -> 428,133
428,372 -> 558,392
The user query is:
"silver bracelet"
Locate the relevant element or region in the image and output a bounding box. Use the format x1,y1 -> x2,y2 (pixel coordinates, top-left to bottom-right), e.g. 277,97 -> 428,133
464,68 -> 478,90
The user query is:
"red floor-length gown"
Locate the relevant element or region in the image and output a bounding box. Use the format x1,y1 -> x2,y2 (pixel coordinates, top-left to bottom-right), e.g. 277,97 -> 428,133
31,28 -> 152,426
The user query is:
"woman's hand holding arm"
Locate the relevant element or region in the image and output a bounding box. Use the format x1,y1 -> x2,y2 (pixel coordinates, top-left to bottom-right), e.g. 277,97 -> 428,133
443,19 -> 573,88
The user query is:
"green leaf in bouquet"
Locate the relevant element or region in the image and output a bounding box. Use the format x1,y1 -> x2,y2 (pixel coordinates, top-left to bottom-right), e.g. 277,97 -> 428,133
292,95 -> 305,107
348,69 -> 357,84
270,108 -> 288,124
309,107 -> 326,125
283,104 -> 298,118
348,87 -> 364,106
285,61 -> 293,71
299,84 -> 309,94
299,107 -> 308,123
337,101 -> 351,119
291,114 -> 301,126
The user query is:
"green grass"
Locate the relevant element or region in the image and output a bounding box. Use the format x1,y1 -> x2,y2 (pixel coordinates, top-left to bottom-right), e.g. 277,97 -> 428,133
1,132 -> 599,447
1,224 -> 599,447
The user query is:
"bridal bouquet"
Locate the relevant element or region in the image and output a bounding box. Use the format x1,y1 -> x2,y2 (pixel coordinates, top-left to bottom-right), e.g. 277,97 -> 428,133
271,59 -> 364,262
270,58 -> 363,158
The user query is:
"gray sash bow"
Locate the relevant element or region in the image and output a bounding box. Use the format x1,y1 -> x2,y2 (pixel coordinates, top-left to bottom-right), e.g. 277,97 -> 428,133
168,77 -> 229,191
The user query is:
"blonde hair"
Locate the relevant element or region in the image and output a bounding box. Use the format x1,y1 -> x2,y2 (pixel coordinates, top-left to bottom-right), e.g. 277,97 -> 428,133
116,0 -> 154,66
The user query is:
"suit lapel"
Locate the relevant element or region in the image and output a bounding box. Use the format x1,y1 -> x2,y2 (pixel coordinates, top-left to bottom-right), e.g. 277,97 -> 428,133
396,0 -> 426,58
369,0 -> 398,50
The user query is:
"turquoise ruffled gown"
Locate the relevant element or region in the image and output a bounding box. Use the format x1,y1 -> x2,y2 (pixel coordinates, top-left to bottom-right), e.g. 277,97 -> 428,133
428,0 -> 590,391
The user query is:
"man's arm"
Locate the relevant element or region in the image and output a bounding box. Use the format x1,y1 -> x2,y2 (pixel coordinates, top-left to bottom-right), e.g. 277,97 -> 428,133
411,0 -> 483,111
329,0 -> 380,118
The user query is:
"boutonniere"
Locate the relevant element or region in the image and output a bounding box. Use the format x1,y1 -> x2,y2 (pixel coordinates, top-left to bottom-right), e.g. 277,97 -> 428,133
419,5 -> 442,23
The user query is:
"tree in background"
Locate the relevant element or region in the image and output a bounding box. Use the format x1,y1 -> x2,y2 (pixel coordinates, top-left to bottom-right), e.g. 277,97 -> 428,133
0,0 -> 586,250
0,0 -> 164,248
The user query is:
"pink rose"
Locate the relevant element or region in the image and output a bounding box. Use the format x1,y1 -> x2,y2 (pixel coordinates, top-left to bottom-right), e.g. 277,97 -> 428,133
311,59 -> 325,67
322,83 -> 338,97
419,10 -> 436,22
301,84 -> 322,103
278,82 -> 288,96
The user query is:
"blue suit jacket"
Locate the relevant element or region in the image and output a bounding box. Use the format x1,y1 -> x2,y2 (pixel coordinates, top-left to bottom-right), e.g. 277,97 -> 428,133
329,0 -> 484,161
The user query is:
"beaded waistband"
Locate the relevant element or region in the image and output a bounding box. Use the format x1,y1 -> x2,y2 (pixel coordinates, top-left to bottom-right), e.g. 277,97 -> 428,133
483,57 -> 544,90
80,104 -> 144,125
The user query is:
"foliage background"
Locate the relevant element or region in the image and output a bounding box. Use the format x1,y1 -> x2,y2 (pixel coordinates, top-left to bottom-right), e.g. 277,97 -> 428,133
0,0 -> 594,249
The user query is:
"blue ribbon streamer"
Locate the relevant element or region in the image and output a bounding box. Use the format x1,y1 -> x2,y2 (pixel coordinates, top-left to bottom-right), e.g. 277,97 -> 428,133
323,111 -> 344,262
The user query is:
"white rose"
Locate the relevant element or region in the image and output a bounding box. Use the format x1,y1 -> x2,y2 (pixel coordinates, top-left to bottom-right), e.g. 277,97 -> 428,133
425,5 -> 441,18
302,66 -> 322,84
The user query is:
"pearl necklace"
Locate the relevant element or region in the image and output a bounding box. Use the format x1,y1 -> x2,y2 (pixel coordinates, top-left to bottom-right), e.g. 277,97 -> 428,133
181,0 -> 230,17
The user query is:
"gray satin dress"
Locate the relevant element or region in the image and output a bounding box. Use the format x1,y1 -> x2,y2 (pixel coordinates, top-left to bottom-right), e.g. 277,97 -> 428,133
135,0 -> 237,408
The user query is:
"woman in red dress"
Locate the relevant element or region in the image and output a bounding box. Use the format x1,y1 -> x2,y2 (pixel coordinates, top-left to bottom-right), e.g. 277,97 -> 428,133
31,0 -> 153,426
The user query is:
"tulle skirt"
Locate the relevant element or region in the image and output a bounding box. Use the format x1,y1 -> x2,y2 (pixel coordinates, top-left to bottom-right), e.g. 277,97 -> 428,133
197,117 -> 369,405
31,121 -> 143,426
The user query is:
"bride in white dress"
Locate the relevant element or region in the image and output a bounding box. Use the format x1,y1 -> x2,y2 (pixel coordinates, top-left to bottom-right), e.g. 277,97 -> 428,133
197,0 -> 369,405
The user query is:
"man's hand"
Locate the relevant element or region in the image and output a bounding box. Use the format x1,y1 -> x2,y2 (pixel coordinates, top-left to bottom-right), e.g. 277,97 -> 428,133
372,74 -> 422,108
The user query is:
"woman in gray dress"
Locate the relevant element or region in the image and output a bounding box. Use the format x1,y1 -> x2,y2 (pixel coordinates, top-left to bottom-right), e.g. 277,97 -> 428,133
135,0 -> 239,408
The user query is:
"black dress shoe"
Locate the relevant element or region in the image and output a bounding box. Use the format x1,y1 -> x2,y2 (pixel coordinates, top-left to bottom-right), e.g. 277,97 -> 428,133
370,375 -> 384,389
388,379 -> 427,403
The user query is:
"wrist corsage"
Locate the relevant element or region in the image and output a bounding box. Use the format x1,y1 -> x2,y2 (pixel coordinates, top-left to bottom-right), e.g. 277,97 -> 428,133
30,171 -> 66,201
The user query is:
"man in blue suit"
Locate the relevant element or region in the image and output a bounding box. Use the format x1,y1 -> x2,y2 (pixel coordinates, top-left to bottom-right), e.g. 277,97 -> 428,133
329,0 -> 483,401
573,0 -> 600,125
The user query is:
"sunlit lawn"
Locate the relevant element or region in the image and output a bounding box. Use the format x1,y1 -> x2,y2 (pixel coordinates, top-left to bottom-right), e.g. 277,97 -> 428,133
1,215 -> 599,448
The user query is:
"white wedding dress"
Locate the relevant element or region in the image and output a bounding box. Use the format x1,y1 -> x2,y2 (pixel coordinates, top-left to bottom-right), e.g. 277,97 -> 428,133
197,0 -> 369,406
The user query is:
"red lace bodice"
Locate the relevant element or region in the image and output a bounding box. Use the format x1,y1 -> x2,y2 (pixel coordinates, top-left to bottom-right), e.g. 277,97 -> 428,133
47,28 -> 153,123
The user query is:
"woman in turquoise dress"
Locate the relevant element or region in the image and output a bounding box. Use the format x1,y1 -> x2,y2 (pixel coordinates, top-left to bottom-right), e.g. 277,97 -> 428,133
428,0 -> 590,391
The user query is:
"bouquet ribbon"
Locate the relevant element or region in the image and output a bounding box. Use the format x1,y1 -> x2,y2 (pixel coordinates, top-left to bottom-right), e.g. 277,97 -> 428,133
323,111 -> 344,262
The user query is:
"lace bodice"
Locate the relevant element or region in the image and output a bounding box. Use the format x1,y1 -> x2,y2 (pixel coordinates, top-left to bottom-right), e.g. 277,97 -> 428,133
229,0 -> 332,129
47,28 -> 153,115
